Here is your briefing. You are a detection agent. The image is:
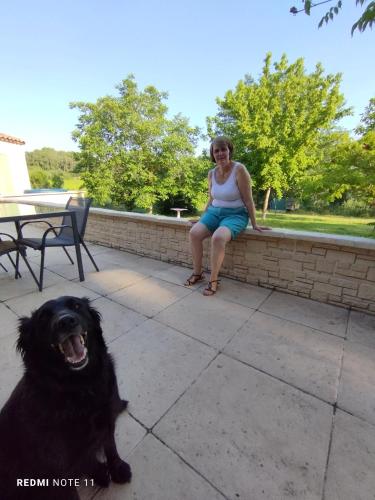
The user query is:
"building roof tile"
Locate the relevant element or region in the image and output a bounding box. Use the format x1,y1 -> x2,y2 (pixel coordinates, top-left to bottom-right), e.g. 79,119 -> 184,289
0,133 -> 25,145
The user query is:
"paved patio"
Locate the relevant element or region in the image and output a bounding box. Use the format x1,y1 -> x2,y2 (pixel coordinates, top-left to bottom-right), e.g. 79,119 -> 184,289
1,222 -> 375,500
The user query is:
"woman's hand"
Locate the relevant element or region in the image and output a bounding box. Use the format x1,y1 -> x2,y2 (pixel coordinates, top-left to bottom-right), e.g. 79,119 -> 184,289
252,224 -> 272,232
188,218 -> 200,226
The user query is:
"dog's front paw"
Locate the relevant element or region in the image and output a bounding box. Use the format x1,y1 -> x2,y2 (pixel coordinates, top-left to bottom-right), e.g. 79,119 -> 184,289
114,399 -> 128,416
120,399 -> 128,411
110,459 -> 132,483
92,462 -> 111,488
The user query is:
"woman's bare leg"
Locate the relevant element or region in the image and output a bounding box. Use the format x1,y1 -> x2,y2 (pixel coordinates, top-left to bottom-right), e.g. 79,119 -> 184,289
189,222 -> 211,275
207,226 -> 232,292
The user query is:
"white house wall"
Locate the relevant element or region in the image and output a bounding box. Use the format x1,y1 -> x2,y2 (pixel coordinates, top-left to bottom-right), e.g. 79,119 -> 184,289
0,141 -> 31,195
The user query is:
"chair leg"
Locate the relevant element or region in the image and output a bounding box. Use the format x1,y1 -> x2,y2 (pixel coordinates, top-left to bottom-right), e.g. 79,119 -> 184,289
81,240 -> 99,272
62,246 -> 75,265
0,262 -> 8,272
7,253 -> 21,279
19,251 -> 40,290
38,248 -> 46,292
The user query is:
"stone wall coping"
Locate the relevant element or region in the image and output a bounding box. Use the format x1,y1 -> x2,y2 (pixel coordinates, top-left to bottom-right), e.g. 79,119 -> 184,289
89,207 -> 375,251
3,199 -> 373,252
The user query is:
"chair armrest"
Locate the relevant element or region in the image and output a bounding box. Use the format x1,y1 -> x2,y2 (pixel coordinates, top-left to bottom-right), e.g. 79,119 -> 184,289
41,225 -> 72,245
19,220 -> 55,230
0,232 -> 18,243
19,220 -> 63,239
18,220 -> 59,239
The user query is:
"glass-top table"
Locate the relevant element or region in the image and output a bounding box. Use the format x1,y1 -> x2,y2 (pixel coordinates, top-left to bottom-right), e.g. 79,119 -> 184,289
0,202 -> 84,286
0,203 -> 66,221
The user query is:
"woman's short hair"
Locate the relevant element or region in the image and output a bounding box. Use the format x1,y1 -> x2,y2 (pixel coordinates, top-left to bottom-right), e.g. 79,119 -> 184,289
210,136 -> 234,162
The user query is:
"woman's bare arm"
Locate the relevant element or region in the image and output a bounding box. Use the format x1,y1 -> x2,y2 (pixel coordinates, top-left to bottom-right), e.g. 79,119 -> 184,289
204,170 -> 213,211
236,164 -> 271,231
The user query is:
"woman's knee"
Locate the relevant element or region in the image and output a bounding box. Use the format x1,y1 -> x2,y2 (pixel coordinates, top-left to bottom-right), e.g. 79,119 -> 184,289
190,223 -> 209,242
211,228 -> 231,246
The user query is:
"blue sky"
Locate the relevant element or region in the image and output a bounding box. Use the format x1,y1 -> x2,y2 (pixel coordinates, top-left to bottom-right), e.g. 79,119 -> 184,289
1,0 -> 373,152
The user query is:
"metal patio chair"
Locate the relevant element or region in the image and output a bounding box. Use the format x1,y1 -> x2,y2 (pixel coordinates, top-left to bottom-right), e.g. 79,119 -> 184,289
16,197 -> 99,291
0,232 -> 38,282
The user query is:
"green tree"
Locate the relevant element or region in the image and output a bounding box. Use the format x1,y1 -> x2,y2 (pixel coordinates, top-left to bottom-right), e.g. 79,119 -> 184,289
29,169 -> 51,189
51,173 -> 64,188
299,130 -> 375,207
290,0 -> 375,35
70,76 -> 203,212
355,97 -> 375,136
26,148 -> 77,172
207,53 -> 351,217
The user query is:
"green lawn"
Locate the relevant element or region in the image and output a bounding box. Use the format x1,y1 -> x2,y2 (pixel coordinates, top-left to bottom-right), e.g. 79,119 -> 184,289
63,175 -> 83,191
260,211 -> 375,239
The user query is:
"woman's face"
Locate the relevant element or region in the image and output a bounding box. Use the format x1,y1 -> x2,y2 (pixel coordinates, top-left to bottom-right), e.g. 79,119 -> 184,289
212,143 -> 231,166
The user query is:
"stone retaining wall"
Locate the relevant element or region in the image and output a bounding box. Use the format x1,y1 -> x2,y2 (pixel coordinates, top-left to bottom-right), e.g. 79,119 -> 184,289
85,208 -> 375,314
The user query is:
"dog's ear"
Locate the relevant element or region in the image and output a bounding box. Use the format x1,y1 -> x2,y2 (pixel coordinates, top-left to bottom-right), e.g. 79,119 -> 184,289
88,304 -> 102,326
17,316 -> 34,356
80,296 -> 102,325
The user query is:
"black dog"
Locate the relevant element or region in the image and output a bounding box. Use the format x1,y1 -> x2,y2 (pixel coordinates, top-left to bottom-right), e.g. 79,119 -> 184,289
0,296 -> 131,500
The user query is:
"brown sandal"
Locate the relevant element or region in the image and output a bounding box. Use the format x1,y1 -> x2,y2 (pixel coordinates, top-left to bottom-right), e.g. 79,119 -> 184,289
184,272 -> 205,287
203,280 -> 221,296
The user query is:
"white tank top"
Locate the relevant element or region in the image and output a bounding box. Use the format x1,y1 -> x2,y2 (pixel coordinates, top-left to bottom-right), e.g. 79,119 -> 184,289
211,162 -> 245,208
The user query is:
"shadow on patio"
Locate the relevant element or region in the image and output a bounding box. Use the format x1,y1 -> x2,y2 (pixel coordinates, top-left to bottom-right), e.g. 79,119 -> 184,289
1,222 -> 375,500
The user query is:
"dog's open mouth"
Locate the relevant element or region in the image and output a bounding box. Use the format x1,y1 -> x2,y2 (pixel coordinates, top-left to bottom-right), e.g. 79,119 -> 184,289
57,332 -> 88,370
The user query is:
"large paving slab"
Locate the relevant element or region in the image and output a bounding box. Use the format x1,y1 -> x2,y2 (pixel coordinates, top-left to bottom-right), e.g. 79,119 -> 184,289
108,277 -> 192,317
224,311 -> 344,403
110,319 -> 216,428
91,296 -> 147,343
0,267 -> 66,302
78,265 -> 147,296
0,330 -> 22,371
94,248 -> 143,268
44,251 -> 102,281
348,310 -> 375,349
82,243 -> 114,257
5,281 -> 100,317
0,303 -> 19,338
154,354 -> 333,500
338,340 -> 375,425
153,264 -> 194,287
76,411 -> 147,500
324,410 -> 375,500
259,291 -> 348,337
0,364 -> 24,409
94,434 -> 225,500
155,291 -> 255,350
0,333 -> 24,408
132,256 -> 174,276
203,276 -> 272,309
98,253 -> 172,278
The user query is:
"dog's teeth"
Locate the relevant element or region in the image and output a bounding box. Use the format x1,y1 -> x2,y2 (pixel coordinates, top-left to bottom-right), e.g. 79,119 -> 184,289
58,344 -> 64,354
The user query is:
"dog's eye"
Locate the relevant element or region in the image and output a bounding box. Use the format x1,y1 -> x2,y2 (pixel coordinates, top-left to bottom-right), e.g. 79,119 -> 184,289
74,303 -> 81,310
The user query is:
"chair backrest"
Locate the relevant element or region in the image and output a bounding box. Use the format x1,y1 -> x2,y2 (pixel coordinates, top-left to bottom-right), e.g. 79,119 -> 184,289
58,197 -> 92,241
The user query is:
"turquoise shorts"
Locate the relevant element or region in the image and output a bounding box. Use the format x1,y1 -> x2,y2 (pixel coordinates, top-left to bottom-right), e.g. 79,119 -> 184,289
199,206 -> 249,240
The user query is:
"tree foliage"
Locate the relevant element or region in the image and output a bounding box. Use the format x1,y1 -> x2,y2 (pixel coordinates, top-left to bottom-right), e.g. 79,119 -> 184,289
70,76 -> 205,212
298,130 -> 375,207
355,97 -> 375,136
290,0 -> 375,35
26,148 -> 77,172
29,168 -> 66,189
207,53 -> 351,216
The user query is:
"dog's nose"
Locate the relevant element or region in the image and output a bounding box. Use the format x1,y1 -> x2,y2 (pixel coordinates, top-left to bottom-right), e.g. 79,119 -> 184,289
57,314 -> 79,330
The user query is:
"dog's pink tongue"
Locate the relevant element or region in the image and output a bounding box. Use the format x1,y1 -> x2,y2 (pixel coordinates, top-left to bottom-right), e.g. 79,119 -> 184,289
62,336 -> 84,360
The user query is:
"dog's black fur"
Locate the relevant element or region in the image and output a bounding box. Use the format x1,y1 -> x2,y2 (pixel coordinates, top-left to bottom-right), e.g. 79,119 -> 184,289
0,296 -> 131,500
